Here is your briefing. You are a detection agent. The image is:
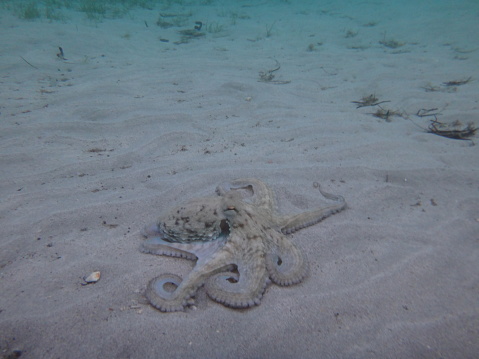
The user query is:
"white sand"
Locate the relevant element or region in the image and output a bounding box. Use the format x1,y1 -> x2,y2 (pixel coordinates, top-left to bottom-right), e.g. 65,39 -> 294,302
1,1 -> 478,358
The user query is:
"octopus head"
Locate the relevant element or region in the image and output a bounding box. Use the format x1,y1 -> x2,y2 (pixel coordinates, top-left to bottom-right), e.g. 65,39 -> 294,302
150,197 -> 229,243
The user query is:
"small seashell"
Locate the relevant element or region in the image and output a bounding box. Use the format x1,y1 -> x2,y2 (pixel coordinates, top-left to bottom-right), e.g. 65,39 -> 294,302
83,271 -> 101,284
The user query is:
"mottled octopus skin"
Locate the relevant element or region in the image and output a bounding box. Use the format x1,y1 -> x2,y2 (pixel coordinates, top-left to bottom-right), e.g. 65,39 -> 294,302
140,178 -> 346,312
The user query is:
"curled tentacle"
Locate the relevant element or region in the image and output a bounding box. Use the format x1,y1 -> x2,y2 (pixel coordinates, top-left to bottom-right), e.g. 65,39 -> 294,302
266,237 -> 308,286
145,268 -> 215,312
145,243 -> 235,312
205,259 -> 269,308
146,274 -> 194,312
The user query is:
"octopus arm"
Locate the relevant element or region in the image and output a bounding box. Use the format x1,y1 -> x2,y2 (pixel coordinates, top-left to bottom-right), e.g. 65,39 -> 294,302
216,178 -> 275,212
204,252 -> 269,309
140,238 -> 197,260
146,245 -> 234,312
281,188 -> 346,234
265,233 -> 308,286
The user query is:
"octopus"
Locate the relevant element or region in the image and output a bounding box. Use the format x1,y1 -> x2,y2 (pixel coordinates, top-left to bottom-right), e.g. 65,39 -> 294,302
140,178 -> 346,312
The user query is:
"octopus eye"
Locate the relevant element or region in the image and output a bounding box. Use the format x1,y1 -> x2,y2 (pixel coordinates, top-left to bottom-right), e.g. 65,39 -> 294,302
223,206 -> 238,220
224,205 -> 238,214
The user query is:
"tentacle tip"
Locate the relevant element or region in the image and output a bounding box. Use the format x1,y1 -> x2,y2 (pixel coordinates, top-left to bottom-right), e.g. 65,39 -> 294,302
145,274 -> 191,312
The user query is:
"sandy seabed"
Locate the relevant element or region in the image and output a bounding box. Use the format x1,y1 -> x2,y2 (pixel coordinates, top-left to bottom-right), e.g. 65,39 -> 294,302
1,1 -> 478,358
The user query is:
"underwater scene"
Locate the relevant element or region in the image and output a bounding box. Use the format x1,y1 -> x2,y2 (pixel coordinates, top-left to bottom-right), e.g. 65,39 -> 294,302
1,0 -> 478,358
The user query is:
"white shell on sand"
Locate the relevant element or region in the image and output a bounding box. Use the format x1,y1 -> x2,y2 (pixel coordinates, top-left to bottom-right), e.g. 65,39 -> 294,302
83,271 -> 101,284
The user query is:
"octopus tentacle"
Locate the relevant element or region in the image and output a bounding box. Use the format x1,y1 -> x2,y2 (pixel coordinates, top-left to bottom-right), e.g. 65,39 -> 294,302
266,234 -> 308,286
146,274 -> 190,312
140,236 -> 227,261
145,245 -> 235,312
205,256 -> 269,308
141,238 -> 197,260
216,178 -> 275,212
281,186 -> 346,234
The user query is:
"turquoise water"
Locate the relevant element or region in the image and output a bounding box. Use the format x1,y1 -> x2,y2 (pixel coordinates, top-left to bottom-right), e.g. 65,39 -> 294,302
3,0 -> 478,58
2,0 -> 477,128
3,0 -> 479,36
